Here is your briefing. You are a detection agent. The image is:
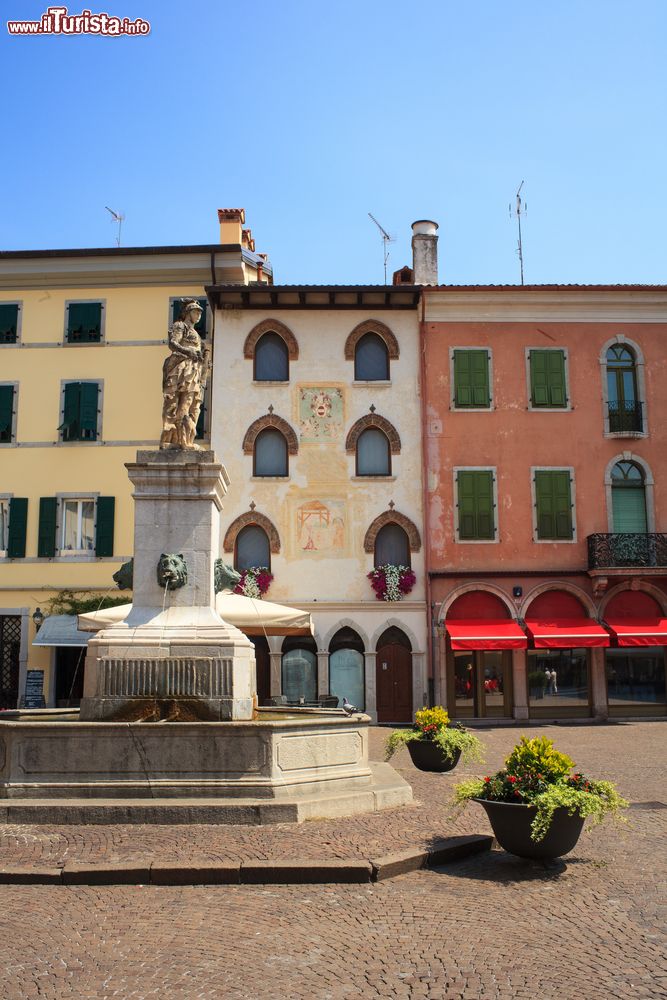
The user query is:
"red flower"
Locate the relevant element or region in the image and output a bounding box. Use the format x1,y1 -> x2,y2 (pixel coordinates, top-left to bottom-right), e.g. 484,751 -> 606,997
508,776 -> 517,784
484,777 -> 490,783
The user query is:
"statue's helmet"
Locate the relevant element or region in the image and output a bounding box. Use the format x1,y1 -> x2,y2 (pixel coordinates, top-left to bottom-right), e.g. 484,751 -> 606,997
183,300 -> 203,317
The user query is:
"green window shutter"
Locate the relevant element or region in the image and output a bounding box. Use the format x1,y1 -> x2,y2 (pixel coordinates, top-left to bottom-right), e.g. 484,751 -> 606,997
457,470 -> 495,540
67,302 -> 102,343
0,303 -> 19,344
60,382 -> 81,440
530,350 -> 567,407
547,351 -> 567,406
535,471 -> 572,539
454,351 -> 490,407
7,498 -> 28,558
196,400 -> 206,439
38,497 -> 57,557
79,382 -> 99,440
612,487 -> 647,533
95,496 -> 115,556
0,384 -> 14,441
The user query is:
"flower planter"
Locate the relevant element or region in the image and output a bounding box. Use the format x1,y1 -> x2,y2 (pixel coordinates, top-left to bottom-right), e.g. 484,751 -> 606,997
407,740 -> 461,773
474,799 -> 585,860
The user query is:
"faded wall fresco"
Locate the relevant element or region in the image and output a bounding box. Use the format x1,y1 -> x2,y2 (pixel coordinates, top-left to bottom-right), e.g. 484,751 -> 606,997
296,499 -> 346,553
298,386 -> 344,442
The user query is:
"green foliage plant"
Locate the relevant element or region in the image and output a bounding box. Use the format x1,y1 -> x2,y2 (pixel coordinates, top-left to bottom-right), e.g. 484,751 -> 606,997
385,706 -> 484,765
46,590 -> 130,617
453,735 -> 628,842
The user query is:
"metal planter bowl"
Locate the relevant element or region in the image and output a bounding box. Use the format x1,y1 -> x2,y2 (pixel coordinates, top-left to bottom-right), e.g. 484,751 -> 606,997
407,739 -> 461,773
474,799 -> 585,859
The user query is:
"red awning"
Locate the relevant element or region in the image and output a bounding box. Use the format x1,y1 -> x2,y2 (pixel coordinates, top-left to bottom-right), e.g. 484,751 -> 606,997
525,618 -> 610,649
446,619 -> 527,651
604,617 -> 667,647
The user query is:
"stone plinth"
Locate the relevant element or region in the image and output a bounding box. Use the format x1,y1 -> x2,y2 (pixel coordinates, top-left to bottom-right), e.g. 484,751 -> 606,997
80,450 -> 256,722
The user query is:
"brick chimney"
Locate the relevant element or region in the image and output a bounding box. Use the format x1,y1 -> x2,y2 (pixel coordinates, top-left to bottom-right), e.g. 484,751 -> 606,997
411,220 -> 439,285
217,208 -> 245,245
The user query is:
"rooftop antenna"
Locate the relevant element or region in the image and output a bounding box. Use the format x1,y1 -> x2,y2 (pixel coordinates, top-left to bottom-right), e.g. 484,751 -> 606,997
509,181 -> 527,285
368,212 -> 395,283
105,206 -> 125,247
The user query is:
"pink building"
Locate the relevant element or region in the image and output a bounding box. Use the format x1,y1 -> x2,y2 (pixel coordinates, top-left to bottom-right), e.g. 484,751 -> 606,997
421,283 -> 667,721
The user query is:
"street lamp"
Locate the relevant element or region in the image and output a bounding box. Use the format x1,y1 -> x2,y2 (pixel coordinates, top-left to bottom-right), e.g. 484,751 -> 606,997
32,608 -> 44,630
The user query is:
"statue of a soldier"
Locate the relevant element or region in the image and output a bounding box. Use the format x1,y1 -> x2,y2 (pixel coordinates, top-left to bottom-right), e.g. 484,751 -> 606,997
160,300 -> 211,450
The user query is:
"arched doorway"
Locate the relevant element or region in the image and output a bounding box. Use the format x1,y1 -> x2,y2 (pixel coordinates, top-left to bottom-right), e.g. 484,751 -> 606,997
611,461 -> 647,533
249,636 -> 270,706
445,591 -> 515,719
329,627 -> 365,709
376,626 -> 412,723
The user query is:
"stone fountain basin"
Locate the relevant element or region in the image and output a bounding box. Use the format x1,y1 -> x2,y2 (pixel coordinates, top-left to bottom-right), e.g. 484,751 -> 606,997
0,711 -> 412,824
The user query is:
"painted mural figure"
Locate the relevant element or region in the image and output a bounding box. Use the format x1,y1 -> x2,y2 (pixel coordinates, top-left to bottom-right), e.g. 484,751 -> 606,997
160,300 -> 211,450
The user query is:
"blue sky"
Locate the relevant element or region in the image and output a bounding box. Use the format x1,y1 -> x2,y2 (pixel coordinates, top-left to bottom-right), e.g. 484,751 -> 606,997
2,0 -> 666,285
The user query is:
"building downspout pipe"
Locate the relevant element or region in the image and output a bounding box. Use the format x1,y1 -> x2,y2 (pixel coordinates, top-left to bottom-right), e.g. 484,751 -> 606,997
418,288 -> 438,706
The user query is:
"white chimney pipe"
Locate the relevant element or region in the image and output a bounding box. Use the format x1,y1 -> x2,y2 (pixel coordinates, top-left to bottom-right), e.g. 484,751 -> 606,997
411,219 -> 439,285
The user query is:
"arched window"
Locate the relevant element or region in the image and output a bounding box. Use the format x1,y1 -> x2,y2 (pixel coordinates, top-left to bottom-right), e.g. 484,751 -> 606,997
282,635 -> 317,703
355,333 -> 389,381
375,523 -> 410,567
235,524 -> 271,572
329,627 -> 365,709
254,428 -> 288,477
356,428 -> 391,476
611,461 -> 647,533
254,332 -> 289,382
606,346 -> 640,432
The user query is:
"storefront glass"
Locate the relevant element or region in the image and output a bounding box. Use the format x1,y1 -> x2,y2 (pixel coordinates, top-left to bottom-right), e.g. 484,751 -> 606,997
281,648 -> 317,703
329,649 -> 365,710
527,648 -> 589,708
453,650 -> 509,717
605,648 -> 666,707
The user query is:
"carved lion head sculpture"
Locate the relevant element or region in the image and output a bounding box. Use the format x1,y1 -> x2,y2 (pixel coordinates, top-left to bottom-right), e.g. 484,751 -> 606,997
157,553 -> 188,591
112,558 -> 134,591
214,559 -> 242,594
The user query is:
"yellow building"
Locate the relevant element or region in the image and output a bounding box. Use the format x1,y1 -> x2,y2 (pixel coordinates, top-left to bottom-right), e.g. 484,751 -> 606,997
0,209 -> 270,708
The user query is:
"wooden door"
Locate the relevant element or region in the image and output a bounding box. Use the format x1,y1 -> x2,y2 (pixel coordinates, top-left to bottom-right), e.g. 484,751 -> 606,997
376,643 -> 413,723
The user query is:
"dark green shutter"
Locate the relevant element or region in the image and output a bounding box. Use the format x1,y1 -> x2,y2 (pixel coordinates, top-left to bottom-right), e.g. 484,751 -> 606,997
60,382 -> 81,439
0,303 -> 19,344
95,496 -> 115,556
38,497 -> 57,557
535,471 -> 573,539
196,400 -> 206,439
457,470 -> 495,540
612,487 -> 647,533
0,385 -> 14,440
79,383 -> 99,440
7,498 -> 28,558
454,351 -> 490,407
530,350 -> 567,407
67,302 -> 102,342
172,297 -> 207,339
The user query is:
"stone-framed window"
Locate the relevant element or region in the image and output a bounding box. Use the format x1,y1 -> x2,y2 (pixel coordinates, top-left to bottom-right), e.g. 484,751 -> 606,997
64,300 -> 105,344
58,380 -> 103,443
243,319 -> 298,383
0,302 -> 21,346
0,383 -> 18,445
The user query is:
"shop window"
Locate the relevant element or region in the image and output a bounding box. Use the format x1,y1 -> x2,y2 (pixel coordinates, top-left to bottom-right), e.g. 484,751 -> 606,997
254,333 -> 289,381
526,648 -> 590,709
59,382 -> 100,442
329,627 -> 365,709
253,428 -> 288,477
528,349 -> 567,408
0,303 -> 20,344
456,470 -> 496,540
0,384 -> 16,443
65,301 -> 103,343
611,461 -> 647,533
235,525 -> 271,572
355,333 -> 389,381
534,470 -> 573,540
374,523 -> 410,567
356,428 -> 391,476
281,636 -> 317,704
453,349 -> 491,408
606,648 -> 666,708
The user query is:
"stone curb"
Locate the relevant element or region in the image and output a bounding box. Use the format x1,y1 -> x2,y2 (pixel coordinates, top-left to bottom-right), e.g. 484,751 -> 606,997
0,835 -> 493,887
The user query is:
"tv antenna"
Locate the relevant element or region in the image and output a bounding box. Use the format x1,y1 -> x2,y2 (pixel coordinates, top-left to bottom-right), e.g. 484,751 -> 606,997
368,212 -> 395,283
105,206 -> 125,247
509,181 -> 527,285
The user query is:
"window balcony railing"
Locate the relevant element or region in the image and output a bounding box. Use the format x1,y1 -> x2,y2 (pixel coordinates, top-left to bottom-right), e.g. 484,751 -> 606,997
587,533 -> 667,569
607,400 -> 643,434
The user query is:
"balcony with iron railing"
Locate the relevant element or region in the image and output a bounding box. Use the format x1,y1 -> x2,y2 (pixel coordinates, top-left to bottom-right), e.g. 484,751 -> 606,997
607,400 -> 643,434
588,533 -> 667,569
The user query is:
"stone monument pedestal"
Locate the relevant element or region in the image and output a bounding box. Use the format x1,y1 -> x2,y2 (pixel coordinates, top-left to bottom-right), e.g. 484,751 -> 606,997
80,450 -> 257,722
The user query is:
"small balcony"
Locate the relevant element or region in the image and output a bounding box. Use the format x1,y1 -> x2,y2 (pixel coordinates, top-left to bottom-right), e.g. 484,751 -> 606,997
588,533 -> 667,569
607,400 -> 643,434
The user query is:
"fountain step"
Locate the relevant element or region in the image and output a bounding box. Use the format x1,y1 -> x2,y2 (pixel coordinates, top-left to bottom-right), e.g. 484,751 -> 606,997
0,763 -> 412,825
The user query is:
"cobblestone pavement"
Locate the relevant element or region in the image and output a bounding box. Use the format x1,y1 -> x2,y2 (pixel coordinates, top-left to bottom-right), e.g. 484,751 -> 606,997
0,723 -> 665,998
